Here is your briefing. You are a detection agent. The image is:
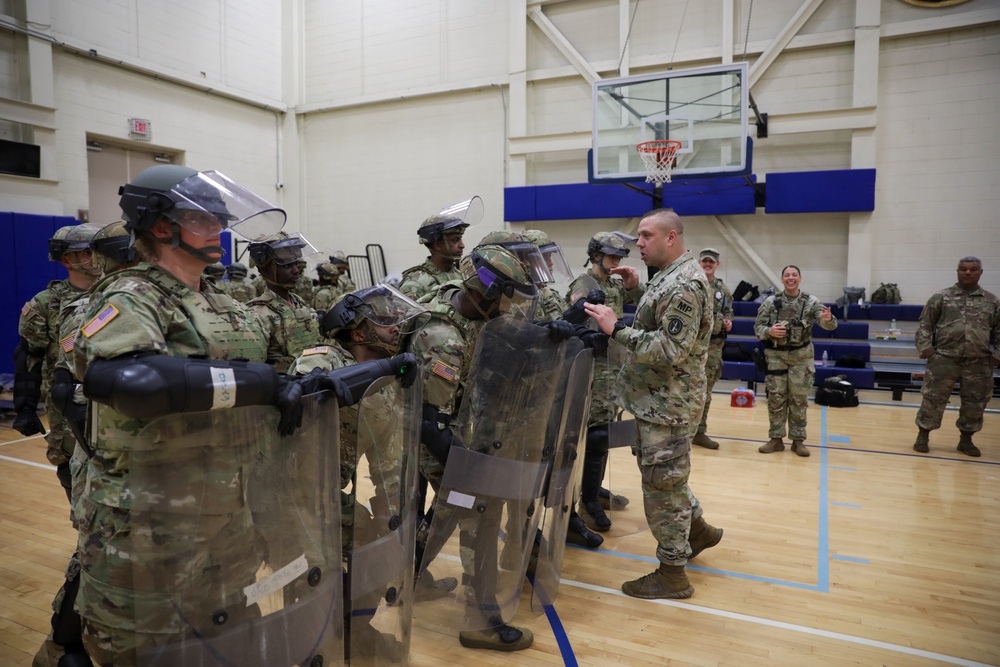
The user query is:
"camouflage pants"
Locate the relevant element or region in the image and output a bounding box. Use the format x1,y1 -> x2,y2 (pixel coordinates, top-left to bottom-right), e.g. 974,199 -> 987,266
43,399 -> 75,467
764,346 -> 815,440
916,354 -> 994,433
588,356 -> 618,426
697,345 -> 724,434
635,421 -> 703,566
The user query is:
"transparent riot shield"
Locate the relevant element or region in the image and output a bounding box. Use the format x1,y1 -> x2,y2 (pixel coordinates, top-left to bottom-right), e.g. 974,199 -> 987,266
127,392 -> 344,666
415,317 -> 569,633
606,337 -> 636,449
567,272 -> 601,306
531,346 -> 594,613
347,375 -> 421,666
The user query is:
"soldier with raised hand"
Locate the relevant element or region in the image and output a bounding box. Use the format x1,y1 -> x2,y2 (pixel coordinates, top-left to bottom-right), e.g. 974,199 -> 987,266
14,223 -> 101,498
585,208 -> 723,600
568,231 -> 644,533
399,196 -> 479,301
913,257 -> 1000,457
754,265 -> 837,457
222,261 -> 256,302
693,248 -> 733,449
246,233 -> 323,372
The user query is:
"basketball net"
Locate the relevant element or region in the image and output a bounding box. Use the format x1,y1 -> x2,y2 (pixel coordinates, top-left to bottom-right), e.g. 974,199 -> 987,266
636,140 -> 682,185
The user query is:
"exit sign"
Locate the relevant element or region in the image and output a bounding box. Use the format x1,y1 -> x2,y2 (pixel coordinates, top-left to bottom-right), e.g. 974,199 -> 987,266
129,118 -> 152,141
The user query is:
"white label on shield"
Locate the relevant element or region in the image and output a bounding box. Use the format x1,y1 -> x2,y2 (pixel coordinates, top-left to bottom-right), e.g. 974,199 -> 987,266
447,490 -> 476,509
244,554 -> 309,606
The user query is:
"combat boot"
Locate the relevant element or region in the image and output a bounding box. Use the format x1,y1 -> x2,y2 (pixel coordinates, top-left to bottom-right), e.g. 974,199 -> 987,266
957,431 -> 981,457
688,515 -> 723,559
758,437 -> 785,454
580,500 -> 612,532
414,571 -> 458,602
692,432 -> 720,450
621,563 -> 694,600
913,428 -> 930,453
459,624 -> 533,651
598,486 -> 630,510
790,439 -> 810,457
566,514 -> 604,549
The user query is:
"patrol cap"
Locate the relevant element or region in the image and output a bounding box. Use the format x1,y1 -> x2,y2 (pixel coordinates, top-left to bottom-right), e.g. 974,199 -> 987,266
699,248 -> 721,262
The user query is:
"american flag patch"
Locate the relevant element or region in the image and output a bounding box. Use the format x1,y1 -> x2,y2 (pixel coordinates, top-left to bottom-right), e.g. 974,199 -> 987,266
301,346 -> 329,356
432,359 -> 457,382
21,302 -> 30,316
81,304 -> 119,338
60,332 -> 76,353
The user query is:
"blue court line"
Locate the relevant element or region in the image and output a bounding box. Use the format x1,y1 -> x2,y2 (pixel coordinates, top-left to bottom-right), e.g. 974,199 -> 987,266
543,603 -> 578,666
831,555 -> 870,564
817,407 -> 830,592
830,502 -> 860,508
828,435 -> 851,443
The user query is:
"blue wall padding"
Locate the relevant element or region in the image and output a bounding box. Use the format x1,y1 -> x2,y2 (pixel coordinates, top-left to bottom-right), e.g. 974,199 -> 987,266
721,361 -> 757,382
504,177 -> 758,221
732,302 -> 760,317
3,213 -> 77,375
764,169 -> 876,213
812,321 -> 868,339
830,303 -> 924,321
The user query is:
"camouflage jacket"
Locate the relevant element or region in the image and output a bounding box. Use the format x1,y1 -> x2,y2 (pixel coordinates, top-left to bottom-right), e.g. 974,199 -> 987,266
222,279 -> 257,303
73,262 -> 267,510
400,259 -> 460,302
536,285 -> 568,322
406,282 -> 483,416
916,284 -> 1000,361
567,268 -> 643,319
708,277 -> 734,347
248,289 -> 321,373
754,291 -> 837,347
19,279 -> 86,387
312,284 -> 347,314
613,252 -> 712,428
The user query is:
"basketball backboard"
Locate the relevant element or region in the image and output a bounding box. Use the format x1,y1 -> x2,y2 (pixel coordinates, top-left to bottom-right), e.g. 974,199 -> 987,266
591,63 -> 750,182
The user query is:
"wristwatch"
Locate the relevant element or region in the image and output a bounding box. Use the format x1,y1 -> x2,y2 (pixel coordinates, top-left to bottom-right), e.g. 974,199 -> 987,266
612,320 -> 627,339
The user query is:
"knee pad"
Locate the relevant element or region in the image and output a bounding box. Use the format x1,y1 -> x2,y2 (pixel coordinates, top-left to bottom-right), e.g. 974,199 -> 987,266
585,426 -> 610,455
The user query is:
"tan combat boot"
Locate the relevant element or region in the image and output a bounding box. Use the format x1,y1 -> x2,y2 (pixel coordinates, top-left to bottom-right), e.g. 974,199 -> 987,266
957,431 -> 981,457
688,515 -> 724,559
913,428 -> 930,453
758,437 -> 785,453
621,563 -> 694,599
459,624 -> 534,651
692,432 -> 720,449
791,439 -> 810,457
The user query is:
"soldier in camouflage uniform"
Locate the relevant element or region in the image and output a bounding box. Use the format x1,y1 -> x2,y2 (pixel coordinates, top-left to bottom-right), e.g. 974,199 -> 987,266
14,223 -> 101,499
330,250 -> 357,293
693,248 -> 734,449
754,265 -> 837,456
399,196 -> 480,301
913,257 -> 1000,457
524,229 -> 571,321
585,209 -> 723,600
222,262 -> 256,302
311,262 -> 347,316
203,261 -> 226,282
247,233 -> 322,372
568,231 -> 644,532
70,165 -> 298,665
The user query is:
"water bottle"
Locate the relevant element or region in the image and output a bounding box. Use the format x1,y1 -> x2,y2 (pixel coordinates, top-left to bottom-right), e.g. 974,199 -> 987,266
821,350 -> 829,367
890,318 -> 897,335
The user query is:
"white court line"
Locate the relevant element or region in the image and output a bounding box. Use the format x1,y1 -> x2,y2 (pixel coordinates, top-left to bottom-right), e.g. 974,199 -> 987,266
0,433 -> 45,447
562,579 -> 992,667
0,453 -> 54,470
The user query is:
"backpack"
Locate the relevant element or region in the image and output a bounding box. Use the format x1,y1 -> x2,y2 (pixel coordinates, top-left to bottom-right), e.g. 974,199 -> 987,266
732,280 -> 759,303
814,375 -> 859,408
722,341 -> 755,362
871,283 -> 901,304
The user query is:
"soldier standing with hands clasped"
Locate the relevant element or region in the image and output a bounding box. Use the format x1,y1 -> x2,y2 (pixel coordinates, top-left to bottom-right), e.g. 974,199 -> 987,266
584,208 -> 723,600
913,257 -> 1000,457
692,248 -> 733,449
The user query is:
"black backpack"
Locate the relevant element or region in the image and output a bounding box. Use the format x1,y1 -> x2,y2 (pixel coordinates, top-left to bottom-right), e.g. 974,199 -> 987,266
871,283 -> 901,304
815,375 -> 859,408
722,341 -> 755,362
732,280 -> 759,303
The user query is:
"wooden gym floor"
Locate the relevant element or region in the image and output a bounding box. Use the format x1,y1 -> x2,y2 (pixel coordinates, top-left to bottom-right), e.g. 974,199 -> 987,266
2,392 -> 998,666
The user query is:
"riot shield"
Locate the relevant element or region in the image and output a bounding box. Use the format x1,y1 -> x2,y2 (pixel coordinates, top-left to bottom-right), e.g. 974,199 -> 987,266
126,392 -> 344,666
567,272 -> 601,306
607,328 -> 636,450
347,375 -> 421,665
415,317 -> 568,633
531,346 -> 594,613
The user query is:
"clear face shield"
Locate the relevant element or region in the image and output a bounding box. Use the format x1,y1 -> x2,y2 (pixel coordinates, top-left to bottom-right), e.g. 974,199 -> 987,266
503,241 -> 554,287
269,235 -> 322,267
474,258 -> 539,322
165,170 -> 286,241
356,284 -> 431,336
540,242 -> 573,284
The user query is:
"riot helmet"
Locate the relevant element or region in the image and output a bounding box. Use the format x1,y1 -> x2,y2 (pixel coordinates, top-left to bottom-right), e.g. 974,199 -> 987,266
248,232 -> 320,289
226,262 -> 248,279
417,196 -> 483,246
316,262 -> 339,285
586,231 -> 633,263
461,244 -> 538,320
118,165 -> 286,242
91,221 -> 138,275
474,231 -> 553,287
321,284 -> 430,356
48,223 -> 102,275
524,229 -> 574,285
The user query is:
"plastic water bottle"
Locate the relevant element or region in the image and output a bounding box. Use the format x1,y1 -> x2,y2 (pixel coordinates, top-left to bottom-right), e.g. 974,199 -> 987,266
890,319 -> 897,335
821,350 -> 829,366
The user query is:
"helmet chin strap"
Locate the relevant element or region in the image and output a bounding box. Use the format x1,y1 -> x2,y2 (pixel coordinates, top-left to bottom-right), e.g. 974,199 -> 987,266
156,226 -> 224,264
430,246 -> 461,270
359,323 -> 399,357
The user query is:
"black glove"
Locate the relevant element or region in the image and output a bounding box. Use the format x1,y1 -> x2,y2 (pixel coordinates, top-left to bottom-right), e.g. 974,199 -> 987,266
275,368 -> 352,436
587,289 -> 606,305
579,330 -> 610,355
561,289 -> 606,325
540,320 -> 575,343
420,403 -> 463,466
12,409 -> 46,437
388,353 -> 419,389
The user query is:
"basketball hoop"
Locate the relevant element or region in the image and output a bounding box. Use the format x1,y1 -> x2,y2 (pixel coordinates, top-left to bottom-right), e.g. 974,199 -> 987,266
636,140 -> 682,184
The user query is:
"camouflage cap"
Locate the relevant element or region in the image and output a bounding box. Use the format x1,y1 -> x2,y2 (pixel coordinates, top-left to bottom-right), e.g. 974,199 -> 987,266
699,247 -> 721,262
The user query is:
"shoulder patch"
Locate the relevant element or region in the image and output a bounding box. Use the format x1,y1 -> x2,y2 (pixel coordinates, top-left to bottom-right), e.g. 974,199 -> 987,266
675,301 -> 693,314
667,317 -> 684,336
431,359 -> 458,383
300,346 -> 329,356
81,304 -> 120,338
21,302 -> 30,316
60,332 -> 76,353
